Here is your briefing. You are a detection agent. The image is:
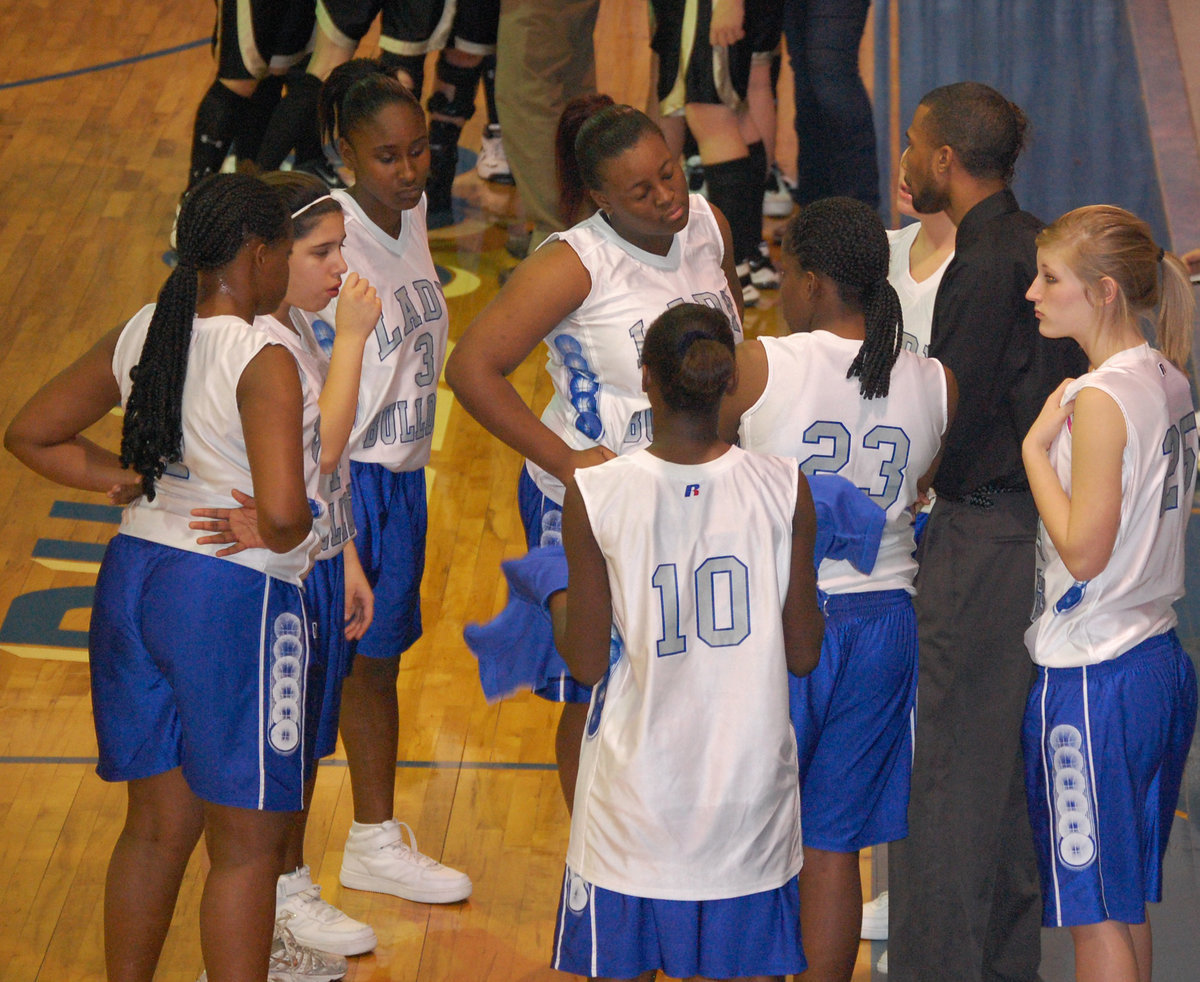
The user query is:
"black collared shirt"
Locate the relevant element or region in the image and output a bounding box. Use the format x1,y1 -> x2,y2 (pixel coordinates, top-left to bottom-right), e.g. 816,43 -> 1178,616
929,189 -> 1087,500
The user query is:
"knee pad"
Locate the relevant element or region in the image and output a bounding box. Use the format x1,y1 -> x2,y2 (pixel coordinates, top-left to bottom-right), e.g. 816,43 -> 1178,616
380,51 -> 426,96
427,56 -> 484,124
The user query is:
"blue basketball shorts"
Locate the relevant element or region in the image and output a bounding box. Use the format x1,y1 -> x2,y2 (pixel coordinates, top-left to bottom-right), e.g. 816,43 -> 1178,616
791,589 -> 917,851
348,461 -> 425,661
305,553 -> 352,761
518,465 -> 591,704
89,535 -> 313,811
1024,630 -> 1197,927
551,866 -> 804,979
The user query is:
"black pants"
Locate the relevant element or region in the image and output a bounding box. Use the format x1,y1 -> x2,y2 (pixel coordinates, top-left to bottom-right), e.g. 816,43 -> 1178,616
889,494 -> 1043,982
783,0 -> 879,207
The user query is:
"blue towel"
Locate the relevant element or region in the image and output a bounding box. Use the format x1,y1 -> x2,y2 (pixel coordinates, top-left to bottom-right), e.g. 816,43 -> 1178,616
463,473 -> 886,701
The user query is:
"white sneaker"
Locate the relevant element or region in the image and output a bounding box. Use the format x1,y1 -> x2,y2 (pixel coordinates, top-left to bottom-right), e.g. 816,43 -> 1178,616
272,912 -> 348,981
861,889 -> 888,940
763,165 -> 794,218
340,819 -> 472,903
877,947 -> 888,974
477,124 -> 514,184
277,865 -> 377,956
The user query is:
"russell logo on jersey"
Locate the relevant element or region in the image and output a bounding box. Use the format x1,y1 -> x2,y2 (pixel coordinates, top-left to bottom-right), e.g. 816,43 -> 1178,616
684,484 -> 700,498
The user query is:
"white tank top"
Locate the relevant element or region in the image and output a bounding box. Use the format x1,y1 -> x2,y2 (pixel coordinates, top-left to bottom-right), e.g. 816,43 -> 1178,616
738,331 -> 948,594
314,188 -> 448,471
1026,344 -> 1196,668
568,446 -> 802,900
887,223 -> 953,358
526,194 -> 742,503
256,311 -> 356,563
113,305 -> 321,585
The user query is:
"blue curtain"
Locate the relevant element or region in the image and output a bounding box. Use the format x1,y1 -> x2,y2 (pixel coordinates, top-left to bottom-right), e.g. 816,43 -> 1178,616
872,0 -> 1168,244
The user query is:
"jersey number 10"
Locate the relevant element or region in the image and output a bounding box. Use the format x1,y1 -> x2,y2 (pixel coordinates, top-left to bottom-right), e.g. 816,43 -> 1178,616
652,557 -> 751,657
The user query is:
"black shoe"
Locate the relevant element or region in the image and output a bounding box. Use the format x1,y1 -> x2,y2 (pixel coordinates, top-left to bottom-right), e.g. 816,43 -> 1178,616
293,157 -> 346,190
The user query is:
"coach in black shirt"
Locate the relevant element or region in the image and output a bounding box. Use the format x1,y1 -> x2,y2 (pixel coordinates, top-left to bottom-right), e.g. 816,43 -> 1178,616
887,82 -> 1086,982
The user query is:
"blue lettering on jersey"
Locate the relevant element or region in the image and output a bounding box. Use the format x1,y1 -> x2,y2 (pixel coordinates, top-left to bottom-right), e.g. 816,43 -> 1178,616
625,408 -> 653,446
684,484 -> 700,498
360,393 -> 437,449
163,461 -> 190,479
374,278 -> 445,360
321,462 -> 356,551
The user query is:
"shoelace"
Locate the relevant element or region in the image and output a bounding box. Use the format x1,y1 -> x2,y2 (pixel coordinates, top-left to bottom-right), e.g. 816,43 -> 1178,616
291,884 -> 345,924
378,821 -> 443,869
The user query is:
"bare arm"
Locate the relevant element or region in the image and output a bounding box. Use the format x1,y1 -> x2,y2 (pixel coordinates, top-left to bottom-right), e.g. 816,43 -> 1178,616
782,472 -> 824,677
1022,382 -> 1124,581
559,477 -> 614,686
445,242 -> 616,484
317,272 -> 379,473
917,362 -> 959,496
709,0 -> 746,47
717,338 -> 768,444
237,344 -> 313,553
4,326 -> 139,497
342,538 -> 374,640
708,202 -> 745,323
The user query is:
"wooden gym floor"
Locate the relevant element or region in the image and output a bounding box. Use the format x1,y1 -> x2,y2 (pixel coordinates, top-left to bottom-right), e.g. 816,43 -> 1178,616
0,2 -> 821,980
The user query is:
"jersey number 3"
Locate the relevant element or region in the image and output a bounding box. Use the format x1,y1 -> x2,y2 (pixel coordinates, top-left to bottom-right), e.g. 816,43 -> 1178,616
652,557 -> 750,657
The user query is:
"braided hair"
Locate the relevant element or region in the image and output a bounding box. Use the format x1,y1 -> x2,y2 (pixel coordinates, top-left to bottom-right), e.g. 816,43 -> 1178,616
320,57 -> 422,147
120,173 -> 290,499
782,197 -> 904,399
642,303 -> 737,415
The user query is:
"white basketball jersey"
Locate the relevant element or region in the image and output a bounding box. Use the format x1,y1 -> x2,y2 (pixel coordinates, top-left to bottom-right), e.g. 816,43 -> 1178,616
311,189 -> 447,471
113,305 -> 321,586
887,223 -> 953,358
256,312 -> 356,563
1026,344 -> 1196,668
568,446 -> 802,901
738,331 -> 948,594
526,194 -> 743,503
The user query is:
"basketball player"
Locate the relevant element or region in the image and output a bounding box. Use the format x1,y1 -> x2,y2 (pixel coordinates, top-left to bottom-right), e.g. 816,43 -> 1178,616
304,59 -> 471,904
5,173 -> 318,982
189,171 -> 385,956
720,197 -> 955,982
445,100 -> 742,810
1022,206 -> 1197,982
553,302 -> 823,981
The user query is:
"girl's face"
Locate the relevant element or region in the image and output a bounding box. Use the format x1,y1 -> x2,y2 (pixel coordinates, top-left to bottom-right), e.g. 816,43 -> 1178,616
339,101 -> 430,222
255,235 -> 294,315
1027,245 -> 1097,342
286,212 -> 348,313
590,133 -> 689,246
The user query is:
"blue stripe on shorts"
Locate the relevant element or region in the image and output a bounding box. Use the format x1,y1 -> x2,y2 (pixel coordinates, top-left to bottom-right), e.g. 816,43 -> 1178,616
551,866 -> 804,978
1024,630 -> 1198,926
349,461 -> 425,660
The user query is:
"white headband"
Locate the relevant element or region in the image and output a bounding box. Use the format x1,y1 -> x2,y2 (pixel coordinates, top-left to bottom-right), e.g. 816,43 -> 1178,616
291,194 -> 336,219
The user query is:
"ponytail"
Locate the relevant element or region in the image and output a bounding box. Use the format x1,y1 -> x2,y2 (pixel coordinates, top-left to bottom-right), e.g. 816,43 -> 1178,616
121,174 -> 290,499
